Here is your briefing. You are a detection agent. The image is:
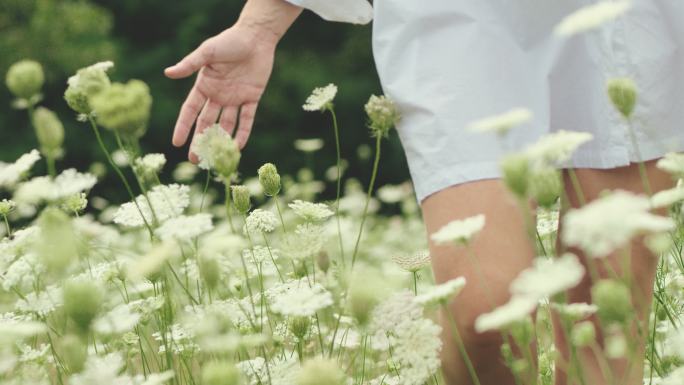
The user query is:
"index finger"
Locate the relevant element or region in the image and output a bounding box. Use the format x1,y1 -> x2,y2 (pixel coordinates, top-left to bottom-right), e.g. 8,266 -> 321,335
172,86 -> 206,147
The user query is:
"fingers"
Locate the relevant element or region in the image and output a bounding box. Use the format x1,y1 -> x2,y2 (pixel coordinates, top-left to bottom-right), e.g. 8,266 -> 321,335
235,102 -> 258,149
164,42 -> 211,79
172,87 -> 206,147
219,106 -> 239,136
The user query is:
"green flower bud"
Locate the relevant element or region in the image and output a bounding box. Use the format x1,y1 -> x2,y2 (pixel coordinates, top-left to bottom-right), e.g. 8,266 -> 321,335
289,316 -> 311,340
6,60 -> 44,99
364,94 -> 400,138
63,279 -> 103,332
509,317 -> 534,346
201,361 -> 243,385
90,79 -> 152,138
258,163 -> 281,196
296,357 -> 345,385
60,193 -> 88,214
231,185 -> 251,214
36,207 -> 78,273
529,167 -> 561,207
88,162 -> 107,179
32,107 -> 65,159
591,279 -> 632,325
64,62 -> 113,114
0,199 -> 16,216
198,254 -> 220,290
604,331 -> 627,359
60,334 -> 87,374
500,154 -> 530,198
511,358 -> 529,377
570,321 -> 596,347
607,78 -> 637,119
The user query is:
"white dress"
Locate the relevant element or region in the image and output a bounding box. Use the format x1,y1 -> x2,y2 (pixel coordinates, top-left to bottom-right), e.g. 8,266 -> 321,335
286,0 -> 684,201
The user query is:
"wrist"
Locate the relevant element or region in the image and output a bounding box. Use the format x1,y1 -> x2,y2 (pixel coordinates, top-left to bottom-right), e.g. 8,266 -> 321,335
236,0 -> 302,46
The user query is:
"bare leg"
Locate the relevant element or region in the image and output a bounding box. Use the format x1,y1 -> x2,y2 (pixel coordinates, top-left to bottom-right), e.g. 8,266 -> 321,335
422,179 -> 537,385
554,160 -> 674,385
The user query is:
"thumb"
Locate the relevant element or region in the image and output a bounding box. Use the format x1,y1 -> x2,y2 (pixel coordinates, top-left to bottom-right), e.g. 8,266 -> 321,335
164,44 -> 210,79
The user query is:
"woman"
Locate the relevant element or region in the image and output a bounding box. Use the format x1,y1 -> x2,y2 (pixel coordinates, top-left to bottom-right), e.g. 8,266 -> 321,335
164,0 -> 684,384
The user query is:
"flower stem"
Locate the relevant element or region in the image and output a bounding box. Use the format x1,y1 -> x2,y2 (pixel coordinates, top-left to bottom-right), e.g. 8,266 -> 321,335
273,196 -> 287,233
2,215 -> 10,238
330,108 -> 345,266
351,136 -> 382,267
625,120 -> 652,196
444,304 -> 482,385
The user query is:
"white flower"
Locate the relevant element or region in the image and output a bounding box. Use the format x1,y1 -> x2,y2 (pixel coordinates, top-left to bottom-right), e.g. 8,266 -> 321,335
466,108 -> 533,135
392,318 -> 442,385
93,303 -> 141,335
15,286 -> 62,317
370,291 -> 424,337
510,254 -> 585,300
113,184 -> 190,227
656,152 -> 684,177
536,207 -> 559,237
155,213 -> 213,241
0,150 -> 41,188
135,153 -> 166,174
415,277 -> 467,306
392,250 -> 431,272
243,209 -> 278,234
70,353 -> 125,385
280,223 -> 326,261
562,190 -> 675,258
270,280 -> 334,317
555,0 -> 632,37
650,183 -> 684,209
474,296 -> 538,333
430,214 -> 485,245
294,138 -> 324,153
0,316 -> 46,345
13,169 -> 97,205
524,130 -> 593,166
288,200 -> 334,222
153,323 -> 199,354
660,367 -> 684,385
302,84 -> 337,111
190,123 -> 241,177
377,183 -> 410,204
551,302 -> 598,321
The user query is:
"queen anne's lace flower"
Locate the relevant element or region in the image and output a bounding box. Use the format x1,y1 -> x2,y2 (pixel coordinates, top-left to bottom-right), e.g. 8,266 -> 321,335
302,84 -> 337,112
294,138 -> 324,152
415,277 -> 466,306
656,152 -> 684,177
562,190 -> 675,258
243,209 -> 278,234
555,0 -> 632,36
289,200 -> 334,222
475,296 -> 538,333
510,254 -> 585,300
430,214 -> 485,246
270,280 -> 333,317
0,150 -> 41,188
155,213 -> 213,241
13,169 -> 97,205
191,123 -> 241,178
392,318 -> 442,385
466,108 -> 533,136
524,130 -> 593,167
135,153 -> 166,174
650,183 -> 684,209
93,303 -> 141,335
392,250 -> 431,272
113,184 -> 190,227
551,302 -> 598,321
280,223 -> 326,261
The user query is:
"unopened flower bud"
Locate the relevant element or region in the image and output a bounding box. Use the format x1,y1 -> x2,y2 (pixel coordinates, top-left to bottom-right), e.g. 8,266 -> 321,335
570,321 -> 596,347
0,199 -> 16,216
60,193 -> 88,214
607,78 -> 637,119
6,60 -> 44,99
501,154 -> 530,198
529,167 -> 561,207
90,79 -> 152,138
201,361 -> 243,385
63,279 -> 103,332
60,334 -> 87,373
258,163 -> 281,196
36,207 -> 78,272
591,279 -> 632,325
289,316 -> 311,340
296,357 -> 345,385
364,94 -> 400,138
231,185 -> 251,214
198,254 -> 221,290
32,107 -> 65,159
64,61 -> 113,114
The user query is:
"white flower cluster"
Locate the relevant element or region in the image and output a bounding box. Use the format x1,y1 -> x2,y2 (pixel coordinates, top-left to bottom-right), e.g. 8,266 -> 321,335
302,84 -> 337,112
269,279 -> 333,317
431,214 -> 485,246
155,213 -> 213,241
113,184 -> 190,227
288,200 -> 334,222
0,150 -> 41,188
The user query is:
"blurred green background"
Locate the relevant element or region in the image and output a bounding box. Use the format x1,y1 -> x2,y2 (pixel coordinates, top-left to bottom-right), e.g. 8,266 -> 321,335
0,0 -> 411,201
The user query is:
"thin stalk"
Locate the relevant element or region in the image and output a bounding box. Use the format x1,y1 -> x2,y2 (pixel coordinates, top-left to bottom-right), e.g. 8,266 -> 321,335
262,234 -> 285,282
329,108 -> 345,265
224,184 -> 236,234
413,271 -> 418,295
567,169 -> 586,206
88,117 -> 154,239
625,120 -> 652,196
199,171 -> 211,212
351,136 -> 382,266
2,215 -> 10,238
444,304 -> 481,385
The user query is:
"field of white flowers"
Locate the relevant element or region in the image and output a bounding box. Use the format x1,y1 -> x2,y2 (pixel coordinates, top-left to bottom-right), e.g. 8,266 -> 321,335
2,4 -> 684,385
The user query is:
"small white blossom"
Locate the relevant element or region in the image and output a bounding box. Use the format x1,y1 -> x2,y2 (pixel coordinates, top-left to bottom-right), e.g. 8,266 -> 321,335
475,296 -> 538,333
551,302 -> 598,321
430,214 -> 485,246
0,150 -> 41,188
415,277 -> 466,306
650,183 -> 684,209
243,209 -> 278,234
302,84 -> 337,112
510,254 -> 585,300
466,108 -> 533,135
270,280 -> 333,317
191,124 -> 241,177
155,213 -> 213,241
288,200 -> 334,222
555,0 -> 632,37
135,153 -> 166,174
113,184 -> 190,227
656,152 -> 684,177
93,303 -> 141,335
294,138 -> 324,153
525,130 -> 593,167
392,250 -> 431,272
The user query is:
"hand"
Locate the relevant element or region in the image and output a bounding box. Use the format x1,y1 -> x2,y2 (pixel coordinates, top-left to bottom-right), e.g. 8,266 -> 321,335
165,25 -> 276,160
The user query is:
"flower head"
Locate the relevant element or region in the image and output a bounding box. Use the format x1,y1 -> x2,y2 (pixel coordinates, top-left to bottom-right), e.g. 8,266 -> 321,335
0,149 -> 41,188
365,94 -> 400,138
392,250 -> 431,272
475,296 -> 538,333
466,108 -> 532,136
155,213 -> 213,241
415,277 -> 467,306
430,214 -> 485,246
607,78 -> 637,119
191,124 -> 241,179
32,107 -> 64,159
303,83 -> 337,112
90,79 -> 152,138
113,184 -> 190,227
258,163 -> 281,196
270,279 -> 334,317
656,152 -> 684,178
509,254 -> 585,300
243,208 -> 278,234
289,200 -> 334,222
64,61 -> 113,114
524,130 -> 593,167
6,60 -> 44,99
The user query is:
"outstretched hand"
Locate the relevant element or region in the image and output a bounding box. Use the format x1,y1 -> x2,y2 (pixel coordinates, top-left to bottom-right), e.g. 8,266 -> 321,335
165,26 -> 277,161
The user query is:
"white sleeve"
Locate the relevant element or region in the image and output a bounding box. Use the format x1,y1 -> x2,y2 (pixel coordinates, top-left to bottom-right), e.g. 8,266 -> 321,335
285,0 -> 373,24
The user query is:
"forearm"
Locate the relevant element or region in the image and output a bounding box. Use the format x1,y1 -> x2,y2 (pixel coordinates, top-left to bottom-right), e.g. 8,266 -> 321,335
236,0 -> 302,46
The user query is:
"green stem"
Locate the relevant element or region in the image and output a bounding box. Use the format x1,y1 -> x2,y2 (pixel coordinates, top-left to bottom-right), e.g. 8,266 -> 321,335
273,196 -> 287,233
88,117 -> 154,239
413,271 -> 418,295
625,120 -> 652,196
567,168 -> 586,206
225,183 -> 236,234
329,108 -> 345,266
444,304 -> 481,385
351,136 -> 382,267
2,215 -> 10,238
